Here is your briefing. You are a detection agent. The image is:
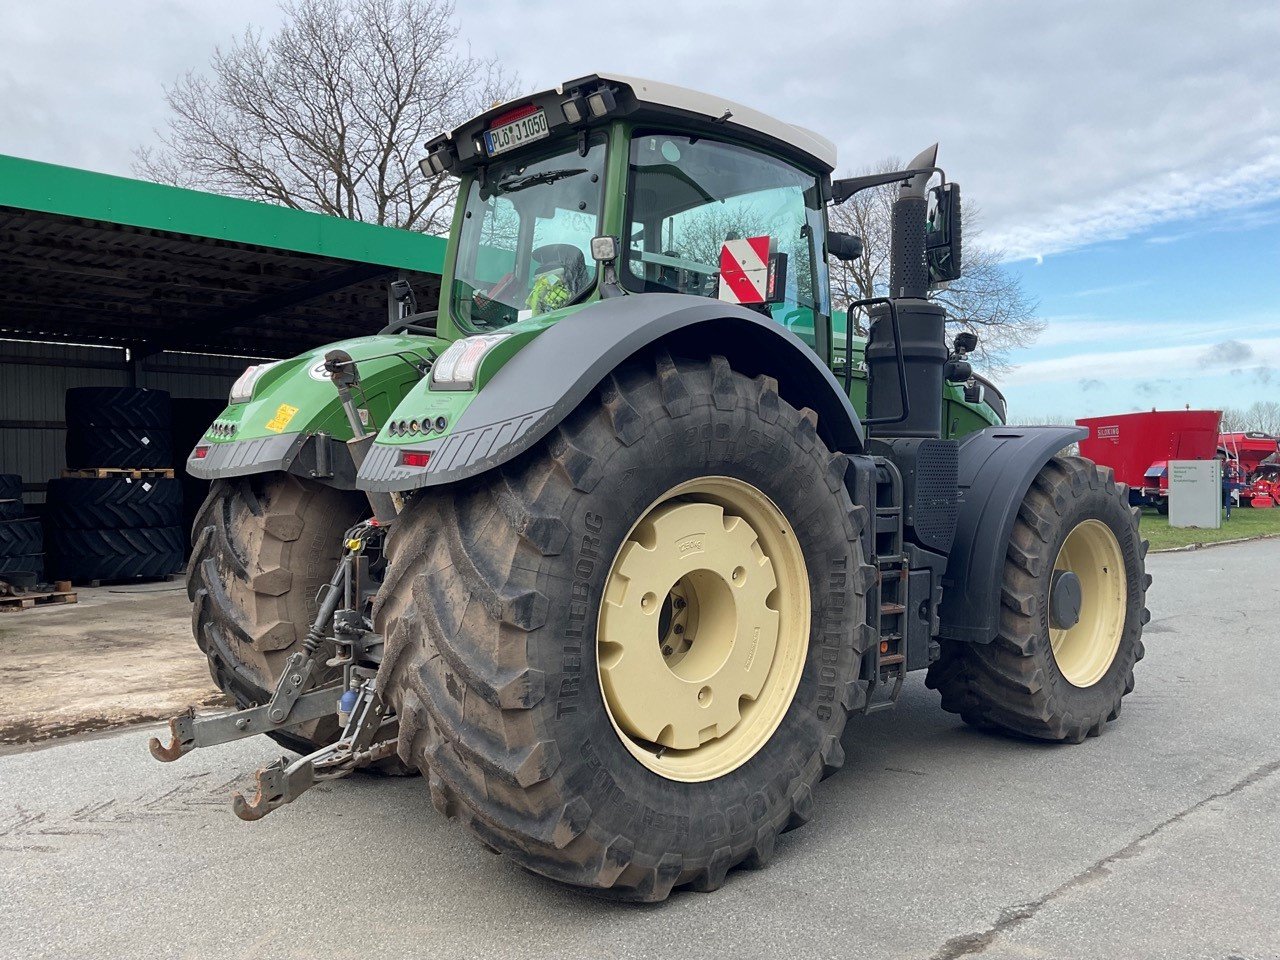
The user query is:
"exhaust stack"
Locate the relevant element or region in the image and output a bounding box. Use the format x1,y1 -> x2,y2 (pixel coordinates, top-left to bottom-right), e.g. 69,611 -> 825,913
866,144 -> 948,441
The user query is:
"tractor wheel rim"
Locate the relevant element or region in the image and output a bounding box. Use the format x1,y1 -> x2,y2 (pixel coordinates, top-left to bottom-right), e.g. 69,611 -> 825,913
597,476 -> 810,782
1048,519 -> 1127,688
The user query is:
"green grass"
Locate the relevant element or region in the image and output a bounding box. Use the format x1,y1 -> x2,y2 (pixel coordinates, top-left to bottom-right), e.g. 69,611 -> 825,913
1139,503 -> 1280,551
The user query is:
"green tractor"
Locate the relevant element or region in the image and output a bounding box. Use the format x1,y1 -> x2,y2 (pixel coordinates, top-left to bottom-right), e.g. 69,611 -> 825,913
162,74 -> 1147,901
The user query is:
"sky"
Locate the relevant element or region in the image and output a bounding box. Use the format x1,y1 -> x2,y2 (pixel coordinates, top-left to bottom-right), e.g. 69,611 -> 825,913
2,0 -> 1277,419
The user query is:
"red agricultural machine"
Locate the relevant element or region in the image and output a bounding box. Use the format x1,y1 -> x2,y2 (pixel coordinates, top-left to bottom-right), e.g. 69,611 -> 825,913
1221,432 -> 1280,507
1077,410 -> 1221,514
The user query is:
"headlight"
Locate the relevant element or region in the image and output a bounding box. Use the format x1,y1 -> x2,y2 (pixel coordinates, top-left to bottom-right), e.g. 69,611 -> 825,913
431,334 -> 510,390
229,361 -> 283,403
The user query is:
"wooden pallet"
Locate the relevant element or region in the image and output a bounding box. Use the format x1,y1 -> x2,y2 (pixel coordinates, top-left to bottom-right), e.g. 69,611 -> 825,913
0,589 -> 78,613
61,467 -> 175,479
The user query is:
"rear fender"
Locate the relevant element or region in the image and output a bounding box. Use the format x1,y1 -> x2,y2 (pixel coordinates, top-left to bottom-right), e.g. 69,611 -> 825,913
938,425 -> 1089,644
358,293 -> 865,492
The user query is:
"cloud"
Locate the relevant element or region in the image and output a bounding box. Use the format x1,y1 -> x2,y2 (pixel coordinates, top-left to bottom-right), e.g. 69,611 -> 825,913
1002,337 -> 1280,387
0,1 -> 283,175
2,0 -> 1277,269
1200,339 -> 1255,367
1035,315 -> 1279,351
1078,378 -> 1105,392
1069,281 -> 1153,298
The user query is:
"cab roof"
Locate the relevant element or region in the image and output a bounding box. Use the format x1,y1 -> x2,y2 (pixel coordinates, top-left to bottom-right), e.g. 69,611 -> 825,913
438,73 -> 837,175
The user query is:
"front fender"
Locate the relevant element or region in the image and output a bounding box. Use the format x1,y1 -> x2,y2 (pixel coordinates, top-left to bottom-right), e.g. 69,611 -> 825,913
186,333 -> 441,487
358,293 -> 865,492
938,425 -> 1089,644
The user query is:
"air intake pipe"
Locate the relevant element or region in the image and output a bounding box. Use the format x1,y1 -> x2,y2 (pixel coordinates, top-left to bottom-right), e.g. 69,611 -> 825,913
865,144 -> 948,440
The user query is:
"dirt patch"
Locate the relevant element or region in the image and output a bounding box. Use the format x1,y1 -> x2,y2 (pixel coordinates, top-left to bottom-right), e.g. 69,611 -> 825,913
0,583 -> 231,747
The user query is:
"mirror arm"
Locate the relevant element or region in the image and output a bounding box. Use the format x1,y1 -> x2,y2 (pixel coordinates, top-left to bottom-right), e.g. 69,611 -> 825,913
831,166 -> 946,204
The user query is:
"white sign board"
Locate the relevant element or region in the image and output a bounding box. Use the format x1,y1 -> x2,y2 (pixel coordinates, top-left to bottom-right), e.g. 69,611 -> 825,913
1168,459 -> 1221,529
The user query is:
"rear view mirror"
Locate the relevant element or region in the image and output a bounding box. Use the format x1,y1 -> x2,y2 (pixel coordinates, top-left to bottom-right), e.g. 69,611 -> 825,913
827,231 -> 863,263
927,182 -> 962,285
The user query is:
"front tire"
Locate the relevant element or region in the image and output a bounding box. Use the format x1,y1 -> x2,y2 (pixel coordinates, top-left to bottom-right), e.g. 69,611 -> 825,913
187,473 -> 367,753
375,354 -> 872,900
926,456 -> 1149,742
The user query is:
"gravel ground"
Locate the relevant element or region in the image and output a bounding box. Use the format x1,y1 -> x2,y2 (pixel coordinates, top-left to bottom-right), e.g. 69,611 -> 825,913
0,580 -> 226,745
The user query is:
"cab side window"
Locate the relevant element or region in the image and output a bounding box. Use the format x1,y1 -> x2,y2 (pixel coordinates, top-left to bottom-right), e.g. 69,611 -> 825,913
625,133 -> 829,347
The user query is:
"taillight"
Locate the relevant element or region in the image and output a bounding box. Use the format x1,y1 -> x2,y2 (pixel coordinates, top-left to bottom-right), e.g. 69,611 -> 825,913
401,451 -> 431,468
193,446 -> 210,460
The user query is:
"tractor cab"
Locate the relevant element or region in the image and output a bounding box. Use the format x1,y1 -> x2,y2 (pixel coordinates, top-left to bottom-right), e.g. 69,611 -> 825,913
424,74 -> 837,351
423,74 -> 978,425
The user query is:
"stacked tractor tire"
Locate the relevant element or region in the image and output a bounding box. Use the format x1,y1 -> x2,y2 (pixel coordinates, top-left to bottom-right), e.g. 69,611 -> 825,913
0,473 -> 44,585
45,387 -> 185,582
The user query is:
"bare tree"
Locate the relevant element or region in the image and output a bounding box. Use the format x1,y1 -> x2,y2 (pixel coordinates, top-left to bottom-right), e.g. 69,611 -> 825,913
135,0 -> 516,233
828,161 -> 1043,372
1244,400 -> 1280,434
1219,406 -> 1249,432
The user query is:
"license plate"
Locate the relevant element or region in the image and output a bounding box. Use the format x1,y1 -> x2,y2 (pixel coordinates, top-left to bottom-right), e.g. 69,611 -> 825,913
484,109 -> 549,156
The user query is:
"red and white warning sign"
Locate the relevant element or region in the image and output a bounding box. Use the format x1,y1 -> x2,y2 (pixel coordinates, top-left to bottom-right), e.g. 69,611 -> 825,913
718,236 -> 773,305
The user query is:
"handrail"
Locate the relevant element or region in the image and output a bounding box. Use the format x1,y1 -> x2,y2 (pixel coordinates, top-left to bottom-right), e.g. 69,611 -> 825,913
848,296 -> 910,428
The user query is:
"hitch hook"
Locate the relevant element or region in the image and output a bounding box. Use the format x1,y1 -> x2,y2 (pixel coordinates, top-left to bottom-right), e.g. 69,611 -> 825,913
231,757 -> 316,822
148,707 -> 196,762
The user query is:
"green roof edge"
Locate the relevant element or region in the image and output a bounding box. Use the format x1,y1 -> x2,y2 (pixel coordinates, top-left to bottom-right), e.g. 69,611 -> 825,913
0,154 -> 445,274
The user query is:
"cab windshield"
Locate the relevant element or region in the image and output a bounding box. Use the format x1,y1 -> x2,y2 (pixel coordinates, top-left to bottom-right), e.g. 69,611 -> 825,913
450,136 -> 607,330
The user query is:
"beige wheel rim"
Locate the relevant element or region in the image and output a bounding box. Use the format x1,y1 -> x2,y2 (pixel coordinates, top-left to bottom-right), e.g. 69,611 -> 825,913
1049,519 -> 1127,688
596,477 -> 810,782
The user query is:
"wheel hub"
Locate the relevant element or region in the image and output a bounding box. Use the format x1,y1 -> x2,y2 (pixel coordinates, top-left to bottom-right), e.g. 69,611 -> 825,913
1049,519 -> 1127,688
1049,570 -> 1083,629
597,477 -> 809,782
600,499 -> 778,750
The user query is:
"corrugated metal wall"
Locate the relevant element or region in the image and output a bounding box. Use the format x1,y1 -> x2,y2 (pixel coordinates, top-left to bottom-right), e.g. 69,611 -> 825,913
0,340 -> 244,502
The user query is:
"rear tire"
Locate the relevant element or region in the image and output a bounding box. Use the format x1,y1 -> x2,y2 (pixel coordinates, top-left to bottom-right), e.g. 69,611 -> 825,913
187,473 -> 367,754
376,354 -> 872,900
0,555 -> 44,581
66,427 -> 173,469
65,387 -> 171,429
46,526 -> 184,581
45,477 -> 182,529
926,456 -> 1149,742
0,517 -> 42,556
0,474 -> 22,503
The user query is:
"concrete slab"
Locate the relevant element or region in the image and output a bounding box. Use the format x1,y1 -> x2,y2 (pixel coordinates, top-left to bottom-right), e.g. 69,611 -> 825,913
0,540 -> 1276,960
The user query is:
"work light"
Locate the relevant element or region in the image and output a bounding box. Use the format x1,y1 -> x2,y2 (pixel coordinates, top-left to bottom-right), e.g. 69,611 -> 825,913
586,88 -> 616,118
561,95 -> 585,124
229,361 -> 282,404
590,235 -> 619,262
431,334 -> 511,390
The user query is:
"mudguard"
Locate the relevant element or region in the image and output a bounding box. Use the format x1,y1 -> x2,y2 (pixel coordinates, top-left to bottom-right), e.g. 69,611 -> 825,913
186,333 -> 441,488
937,425 -> 1089,644
358,293 -> 865,492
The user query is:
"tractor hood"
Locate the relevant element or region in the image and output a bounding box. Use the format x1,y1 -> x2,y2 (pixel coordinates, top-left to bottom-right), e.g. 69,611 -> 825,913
187,332 -> 444,484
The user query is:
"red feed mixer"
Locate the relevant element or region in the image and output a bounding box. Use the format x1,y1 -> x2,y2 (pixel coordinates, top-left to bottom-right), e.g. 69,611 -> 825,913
1077,410 -> 1221,513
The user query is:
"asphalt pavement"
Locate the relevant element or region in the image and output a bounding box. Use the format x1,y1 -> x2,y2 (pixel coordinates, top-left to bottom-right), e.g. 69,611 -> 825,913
1,539 -> 1277,960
